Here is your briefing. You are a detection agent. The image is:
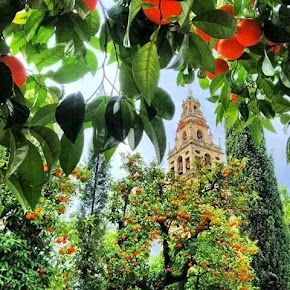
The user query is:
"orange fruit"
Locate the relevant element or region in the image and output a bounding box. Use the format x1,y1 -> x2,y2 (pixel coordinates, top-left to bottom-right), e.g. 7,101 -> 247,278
142,0 -> 182,25
25,213 -> 32,220
235,19 -> 263,47
83,0 -> 98,12
135,188 -> 142,193
206,58 -> 229,80
43,163 -> 49,172
0,55 -> 27,87
67,247 -> 76,254
177,242 -> 183,248
194,27 -> 211,43
230,93 -> 239,104
55,169 -> 62,178
219,4 -> 234,16
157,216 -> 167,222
217,37 -> 245,60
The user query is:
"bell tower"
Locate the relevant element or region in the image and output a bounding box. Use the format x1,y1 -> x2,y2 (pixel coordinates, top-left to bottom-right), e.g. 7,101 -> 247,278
168,90 -> 223,180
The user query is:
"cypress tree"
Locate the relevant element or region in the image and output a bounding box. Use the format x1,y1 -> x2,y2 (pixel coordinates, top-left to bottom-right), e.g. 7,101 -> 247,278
75,153 -> 110,289
226,127 -> 290,290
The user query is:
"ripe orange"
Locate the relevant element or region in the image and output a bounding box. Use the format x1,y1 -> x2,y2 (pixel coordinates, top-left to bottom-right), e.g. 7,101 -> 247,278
43,163 -> 49,172
177,242 -> 183,248
135,188 -> 142,193
206,58 -> 229,80
48,227 -> 54,233
25,213 -> 32,220
194,27 -> 211,43
157,216 -> 167,222
219,4 -> 234,16
67,247 -> 76,254
217,37 -> 245,60
142,0 -> 182,25
55,169 -> 62,178
188,262 -> 193,267
230,93 -> 239,104
235,19 -> 263,47
83,0 -> 98,12
0,55 -> 27,87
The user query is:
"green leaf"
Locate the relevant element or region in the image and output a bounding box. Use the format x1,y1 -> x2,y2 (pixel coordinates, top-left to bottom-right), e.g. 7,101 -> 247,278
192,10 -> 237,39
151,87 -> 175,120
209,74 -> 224,96
25,10 -> 44,41
5,131 -> 29,181
5,100 -> 30,129
105,96 -> 132,142
261,117 -> 276,133
60,128 -> 84,175
56,92 -> 85,143
17,142 -> 45,209
128,115 -> 143,151
199,78 -> 209,90
258,99 -> 275,118
141,116 -> 166,162
179,0 -> 194,28
29,103 -> 57,126
220,82 -> 231,110
262,51 -> 275,77
272,96 -> 290,114
120,62 -> 139,98
123,0 -> 142,47
6,175 -> 30,211
287,137 -> 290,164
30,126 -> 61,171
190,34 -> 215,73
132,41 -> 160,104
86,10 -> 100,36
250,117 -> 262,145
104,146 -> 117,163
191,0 -> 215,14
226,109 -> 239,129
280,70 -> 290,89
51,64 -> 90,83
32,25 -> 54,45
34,45 -> 64,71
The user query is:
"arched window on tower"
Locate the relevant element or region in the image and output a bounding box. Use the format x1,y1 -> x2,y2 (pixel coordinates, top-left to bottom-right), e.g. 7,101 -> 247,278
182,131 -> 187,141
197,130 -> 203,141
177,156 -> 183,175
185,157 -> 190,170
205,153 -> 211,169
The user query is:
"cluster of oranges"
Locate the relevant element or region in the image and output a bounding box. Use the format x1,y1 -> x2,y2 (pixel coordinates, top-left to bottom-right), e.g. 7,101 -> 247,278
142,0 -> 182,25
193,4 -> 264,104
25,207 -> 43,220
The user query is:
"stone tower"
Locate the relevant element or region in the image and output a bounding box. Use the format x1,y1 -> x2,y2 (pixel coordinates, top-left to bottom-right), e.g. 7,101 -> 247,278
168,91 -> 223,180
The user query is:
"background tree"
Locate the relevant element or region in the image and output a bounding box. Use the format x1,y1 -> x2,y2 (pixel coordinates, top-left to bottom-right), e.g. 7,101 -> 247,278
75,152 -> 110,289
105,154 -> 258,289
0,146 -> 84,289
226,128 -> 290,290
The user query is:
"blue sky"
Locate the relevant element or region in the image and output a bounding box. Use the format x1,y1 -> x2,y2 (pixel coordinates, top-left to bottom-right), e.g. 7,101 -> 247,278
69,1 -> 290,190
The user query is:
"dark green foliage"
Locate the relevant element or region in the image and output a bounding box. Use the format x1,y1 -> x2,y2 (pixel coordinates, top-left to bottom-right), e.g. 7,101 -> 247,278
226,127 -> 290,290
75,153 -> 109,289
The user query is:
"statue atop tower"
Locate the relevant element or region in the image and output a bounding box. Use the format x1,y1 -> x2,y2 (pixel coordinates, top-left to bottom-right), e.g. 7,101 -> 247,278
168,90 -> 223,180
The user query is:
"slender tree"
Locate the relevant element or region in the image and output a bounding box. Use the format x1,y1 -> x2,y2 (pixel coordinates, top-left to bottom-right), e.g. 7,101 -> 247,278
75,152 -> 110,289
226,127 -> 290,290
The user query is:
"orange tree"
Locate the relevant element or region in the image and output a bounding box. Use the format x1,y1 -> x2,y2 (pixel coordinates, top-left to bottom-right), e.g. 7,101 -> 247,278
0,0 -> 289,210
0,142 -> 87,289
104,154 -> 259,289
